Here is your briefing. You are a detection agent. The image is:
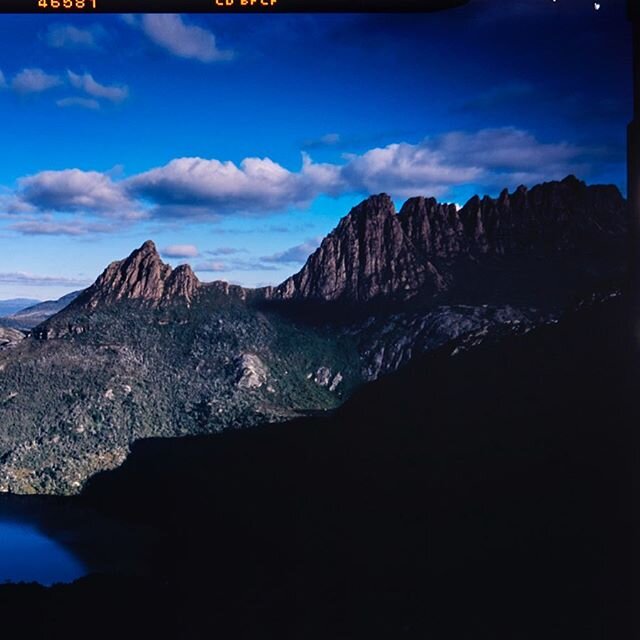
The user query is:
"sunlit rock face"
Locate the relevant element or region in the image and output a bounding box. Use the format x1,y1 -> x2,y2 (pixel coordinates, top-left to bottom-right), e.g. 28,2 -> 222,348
78,240 -> 201,309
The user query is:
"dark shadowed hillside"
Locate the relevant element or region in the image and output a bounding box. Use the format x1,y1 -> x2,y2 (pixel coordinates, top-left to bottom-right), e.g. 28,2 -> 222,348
0,293 -> 629,639
83,296 -> 633,637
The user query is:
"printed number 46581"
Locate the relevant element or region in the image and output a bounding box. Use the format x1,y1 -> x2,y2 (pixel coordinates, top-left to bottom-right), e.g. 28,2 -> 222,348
38,0 -> 97,8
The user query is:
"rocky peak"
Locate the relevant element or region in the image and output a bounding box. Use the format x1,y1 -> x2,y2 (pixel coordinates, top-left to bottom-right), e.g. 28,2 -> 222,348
271,194 -> 446,303
398,196 -> 466,259
166,264 -> 199,304
77,240 -> 200,309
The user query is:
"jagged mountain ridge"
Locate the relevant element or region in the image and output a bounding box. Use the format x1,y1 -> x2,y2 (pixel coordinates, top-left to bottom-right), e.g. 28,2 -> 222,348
41,175 -> 626,323
38,175 -> 626,324
269,175 -> 626,304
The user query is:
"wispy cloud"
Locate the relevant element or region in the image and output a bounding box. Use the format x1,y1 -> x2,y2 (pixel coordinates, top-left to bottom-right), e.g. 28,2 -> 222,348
194,259 -> 279,273
46,24 -> 103,49
303,133 -> 342,150
56,96 -> 100,110
261,238 -> 322,264
134,14 -> 234,63
0,70 -> 6,89
0,272 -> 92,287
161,244 -> 199,259
9,219 -> 115,236
193,260 -> 227,273
12,68 -> 61,94
204,247 -> 247,257
67,70 -> 128,103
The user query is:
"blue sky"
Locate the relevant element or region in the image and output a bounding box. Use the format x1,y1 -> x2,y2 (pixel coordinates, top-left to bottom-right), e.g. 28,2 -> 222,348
0,0 -> 631,299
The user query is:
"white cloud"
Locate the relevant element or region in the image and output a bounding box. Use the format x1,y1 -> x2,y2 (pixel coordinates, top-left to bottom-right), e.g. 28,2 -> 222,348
46,24 -> 100,49
0,70 -> 6,89
140,14 -> 234,63
17,169 -> 143,220
161,244 -> 200,259
341,127 -> 586,197
57,96 -> 100,110
194,258 -> 279,273
303,133 -> 342,149
435,127 -> 581,172
125,129 -> 589,217
12,68 -> 61,94
0,190 -> 35,215
342,143 -> 483,198
0,128 -> 593,232
67,70 -> 128,103
320,133 -> 341,145
126,155 -> 343,217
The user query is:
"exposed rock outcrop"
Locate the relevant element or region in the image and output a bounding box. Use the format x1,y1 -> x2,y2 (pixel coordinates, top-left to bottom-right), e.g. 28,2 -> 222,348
236,354 -> 268,390
76,240 -> 200,309
269,194 -> 447,304
0,327 -> 25,351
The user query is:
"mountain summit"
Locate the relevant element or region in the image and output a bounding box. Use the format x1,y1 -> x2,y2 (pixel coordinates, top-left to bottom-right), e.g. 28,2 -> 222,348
271,194 -> 446,304
76,240 -> 200,310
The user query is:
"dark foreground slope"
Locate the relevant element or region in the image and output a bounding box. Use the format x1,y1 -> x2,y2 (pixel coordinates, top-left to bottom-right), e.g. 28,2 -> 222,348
0,295 -> 631,639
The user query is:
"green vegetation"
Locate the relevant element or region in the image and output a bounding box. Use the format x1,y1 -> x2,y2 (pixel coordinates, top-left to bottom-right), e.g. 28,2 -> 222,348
0,289 -> 362,494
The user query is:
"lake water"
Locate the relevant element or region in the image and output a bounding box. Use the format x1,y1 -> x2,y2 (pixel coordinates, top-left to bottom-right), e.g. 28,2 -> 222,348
0,519 -> 87,586
0,497 -> 157,587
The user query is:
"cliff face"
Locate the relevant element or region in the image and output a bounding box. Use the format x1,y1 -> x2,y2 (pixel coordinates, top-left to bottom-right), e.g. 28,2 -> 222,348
75,240 -> 201,310
271,176 -> 626,304
271,194 -> 447,304
399,197 -> 467,259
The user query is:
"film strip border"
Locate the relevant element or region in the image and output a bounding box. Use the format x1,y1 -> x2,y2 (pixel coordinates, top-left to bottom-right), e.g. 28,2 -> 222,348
6,0 -> 470,13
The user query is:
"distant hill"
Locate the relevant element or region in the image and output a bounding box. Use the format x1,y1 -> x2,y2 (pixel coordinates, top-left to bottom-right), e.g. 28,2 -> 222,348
0,299 -> 40,318
2,291 -> 81,330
